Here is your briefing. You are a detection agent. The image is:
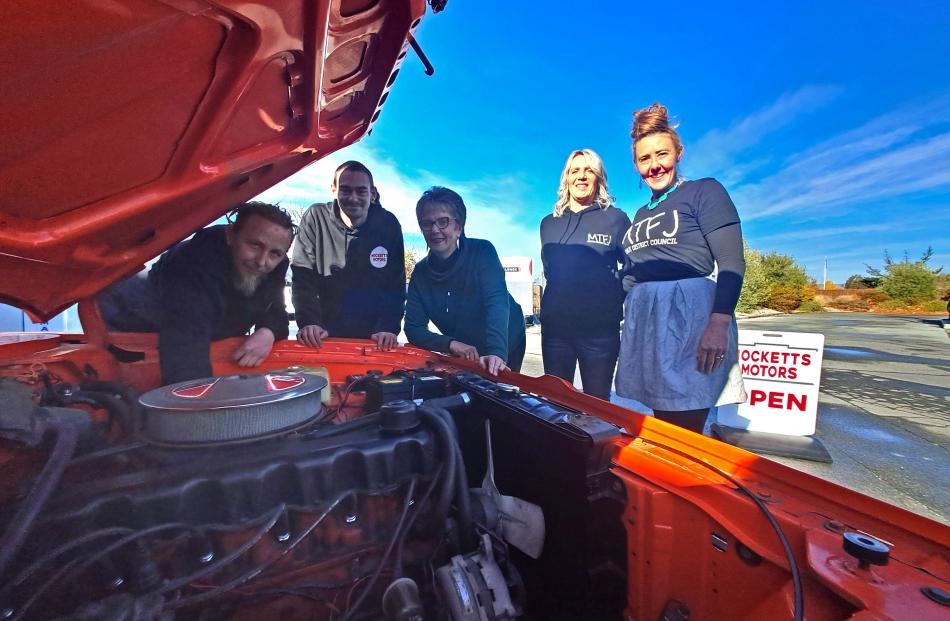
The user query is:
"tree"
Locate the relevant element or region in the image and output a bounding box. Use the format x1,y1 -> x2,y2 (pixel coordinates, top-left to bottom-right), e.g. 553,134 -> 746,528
404,250 -> 417,283
844,274 -> 879,289
755,251 -> 811,312
737,246 -> 812,312
404,245 -> 426,283
736,245 -> 770,312
867,247 -> 942,303
760,252 -> 810,290
280,201 -> 314,226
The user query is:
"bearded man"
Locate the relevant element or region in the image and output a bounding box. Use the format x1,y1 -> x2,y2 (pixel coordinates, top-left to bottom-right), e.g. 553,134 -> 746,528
100,202 -> 294,384
291,160 -> 405,350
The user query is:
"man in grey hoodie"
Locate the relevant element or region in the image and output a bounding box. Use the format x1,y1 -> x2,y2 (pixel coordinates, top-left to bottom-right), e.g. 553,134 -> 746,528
291,161 -> 405,350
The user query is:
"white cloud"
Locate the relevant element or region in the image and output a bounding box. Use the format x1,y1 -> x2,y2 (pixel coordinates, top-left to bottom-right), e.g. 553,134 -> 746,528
737,130 -> 950,221
685,84 -> 843,185
685,89 -> 950,224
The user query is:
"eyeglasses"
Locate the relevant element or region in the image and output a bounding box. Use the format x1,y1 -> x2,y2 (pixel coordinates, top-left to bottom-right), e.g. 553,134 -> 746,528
418,216 -> 455,231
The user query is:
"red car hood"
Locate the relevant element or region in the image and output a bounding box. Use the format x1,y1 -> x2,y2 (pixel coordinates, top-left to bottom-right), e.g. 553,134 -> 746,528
0,0 -> 427,320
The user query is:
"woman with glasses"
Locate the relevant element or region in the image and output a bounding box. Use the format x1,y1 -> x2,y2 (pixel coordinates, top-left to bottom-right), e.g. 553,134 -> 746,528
405,186 -> 526,375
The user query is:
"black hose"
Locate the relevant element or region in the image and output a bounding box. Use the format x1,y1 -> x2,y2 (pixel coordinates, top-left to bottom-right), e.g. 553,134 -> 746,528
420,393 -> 471,417
70,390 -> 132,437
419,405 -> 474,553
0,416 -> 78,580
450,439 -> 474,553
79,380 -> 140,407
80,380 -> 143,438
430,407 -> 458,439
418,410 -> 457,534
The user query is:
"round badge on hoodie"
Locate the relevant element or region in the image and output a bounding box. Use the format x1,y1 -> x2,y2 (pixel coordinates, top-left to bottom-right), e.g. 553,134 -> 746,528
370,246 -> 388,268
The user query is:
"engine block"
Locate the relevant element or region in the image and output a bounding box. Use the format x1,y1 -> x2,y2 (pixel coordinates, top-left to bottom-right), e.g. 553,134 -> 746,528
3,417 -> 440,620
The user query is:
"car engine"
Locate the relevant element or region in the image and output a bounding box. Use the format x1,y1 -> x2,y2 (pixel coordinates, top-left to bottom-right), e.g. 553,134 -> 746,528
0,368 -> 627,621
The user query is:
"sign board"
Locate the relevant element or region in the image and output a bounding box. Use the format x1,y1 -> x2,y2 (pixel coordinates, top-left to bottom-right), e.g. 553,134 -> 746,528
501,256 -> 534,319
717,330 -> 825,436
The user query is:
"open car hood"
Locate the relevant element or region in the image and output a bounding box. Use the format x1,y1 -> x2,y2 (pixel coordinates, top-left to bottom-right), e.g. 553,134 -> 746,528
0,0 -> 427,320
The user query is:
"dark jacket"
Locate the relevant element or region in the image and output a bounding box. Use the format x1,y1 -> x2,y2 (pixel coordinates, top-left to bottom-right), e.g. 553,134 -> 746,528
291,201 -> 405,337
539,205 -> 629,336
405,237 -> 524,361
100,225 -> 289,384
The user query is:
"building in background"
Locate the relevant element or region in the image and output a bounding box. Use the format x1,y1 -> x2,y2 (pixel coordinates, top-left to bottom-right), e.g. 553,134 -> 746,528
501,256 -> 535,323
0,304 -> 79,333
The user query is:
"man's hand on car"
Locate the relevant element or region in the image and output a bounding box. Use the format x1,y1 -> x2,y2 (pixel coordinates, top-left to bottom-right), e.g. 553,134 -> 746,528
448,340 -> 479,361
371,331 -> 398,351
232,328 -> 275,367
298,324 -> 329,348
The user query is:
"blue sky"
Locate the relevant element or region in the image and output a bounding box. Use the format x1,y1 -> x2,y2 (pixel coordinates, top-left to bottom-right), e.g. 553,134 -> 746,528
258,0 -> 950,284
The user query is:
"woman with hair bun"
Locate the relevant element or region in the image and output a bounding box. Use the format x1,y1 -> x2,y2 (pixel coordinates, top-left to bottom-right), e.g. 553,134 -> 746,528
405,186 -> 526,376
539,149 -> 630,400
616,103 -> 745,433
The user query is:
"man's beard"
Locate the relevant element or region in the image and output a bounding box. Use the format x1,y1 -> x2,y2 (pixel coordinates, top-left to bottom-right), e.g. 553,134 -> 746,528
232,271 -> 265,297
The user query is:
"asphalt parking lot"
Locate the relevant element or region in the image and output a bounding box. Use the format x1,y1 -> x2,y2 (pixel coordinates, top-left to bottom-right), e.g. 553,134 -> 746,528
520,313 -> 950,523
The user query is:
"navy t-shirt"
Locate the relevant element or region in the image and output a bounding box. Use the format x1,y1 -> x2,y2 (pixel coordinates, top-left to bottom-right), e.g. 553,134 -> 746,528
622,178 -> 739,282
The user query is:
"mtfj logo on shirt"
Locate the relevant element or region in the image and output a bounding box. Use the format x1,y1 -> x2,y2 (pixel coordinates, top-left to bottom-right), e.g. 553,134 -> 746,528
587,232 -> 612,246
624,210 -> 680,252
370,246 -> 389,268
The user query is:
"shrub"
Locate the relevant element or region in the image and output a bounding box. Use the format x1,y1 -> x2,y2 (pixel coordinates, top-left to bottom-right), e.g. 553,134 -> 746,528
880,262 -> 937,302
863,290 -> 890,305
823,280 -> 837,290
828,299 -> 870,311
844,274 -> 879,289
404,250 -> 417,283
737,245 -> 770,312
796,300 -> 825,313
874,299 -> 907,310
868,247 -> 941,303
760,252 -> 810,290
921,299 -> 948,313
934,273 -> 950,300
739,247 -> 812,313
765,285 -> 805,313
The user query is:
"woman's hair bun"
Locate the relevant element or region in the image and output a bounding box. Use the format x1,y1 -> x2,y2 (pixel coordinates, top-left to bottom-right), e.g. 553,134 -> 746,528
631,102 -> 679,141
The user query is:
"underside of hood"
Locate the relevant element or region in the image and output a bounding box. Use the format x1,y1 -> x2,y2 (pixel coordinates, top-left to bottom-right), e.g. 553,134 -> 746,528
0,0 -> 427,319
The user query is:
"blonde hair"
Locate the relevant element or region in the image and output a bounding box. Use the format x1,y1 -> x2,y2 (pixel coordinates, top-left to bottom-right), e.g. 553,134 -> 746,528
631,102 -> 683,157
552,149 -> 615,217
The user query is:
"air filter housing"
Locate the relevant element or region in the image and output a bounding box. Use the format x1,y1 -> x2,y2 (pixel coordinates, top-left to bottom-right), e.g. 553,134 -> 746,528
139,371 -> 328,445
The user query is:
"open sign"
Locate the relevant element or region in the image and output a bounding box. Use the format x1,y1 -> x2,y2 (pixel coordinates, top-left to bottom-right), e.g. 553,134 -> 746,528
717,330 -> 825,436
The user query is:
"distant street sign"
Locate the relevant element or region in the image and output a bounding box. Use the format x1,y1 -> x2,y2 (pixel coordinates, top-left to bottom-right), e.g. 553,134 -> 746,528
717,330 -> 825,436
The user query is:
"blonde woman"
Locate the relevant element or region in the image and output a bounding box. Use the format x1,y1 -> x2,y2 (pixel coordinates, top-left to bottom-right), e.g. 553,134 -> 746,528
539,149 -> 630,399
616,103 -> 746,433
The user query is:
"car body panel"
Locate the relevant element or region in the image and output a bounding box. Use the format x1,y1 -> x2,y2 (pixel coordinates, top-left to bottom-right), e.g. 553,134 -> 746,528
0,0 -> 425,319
